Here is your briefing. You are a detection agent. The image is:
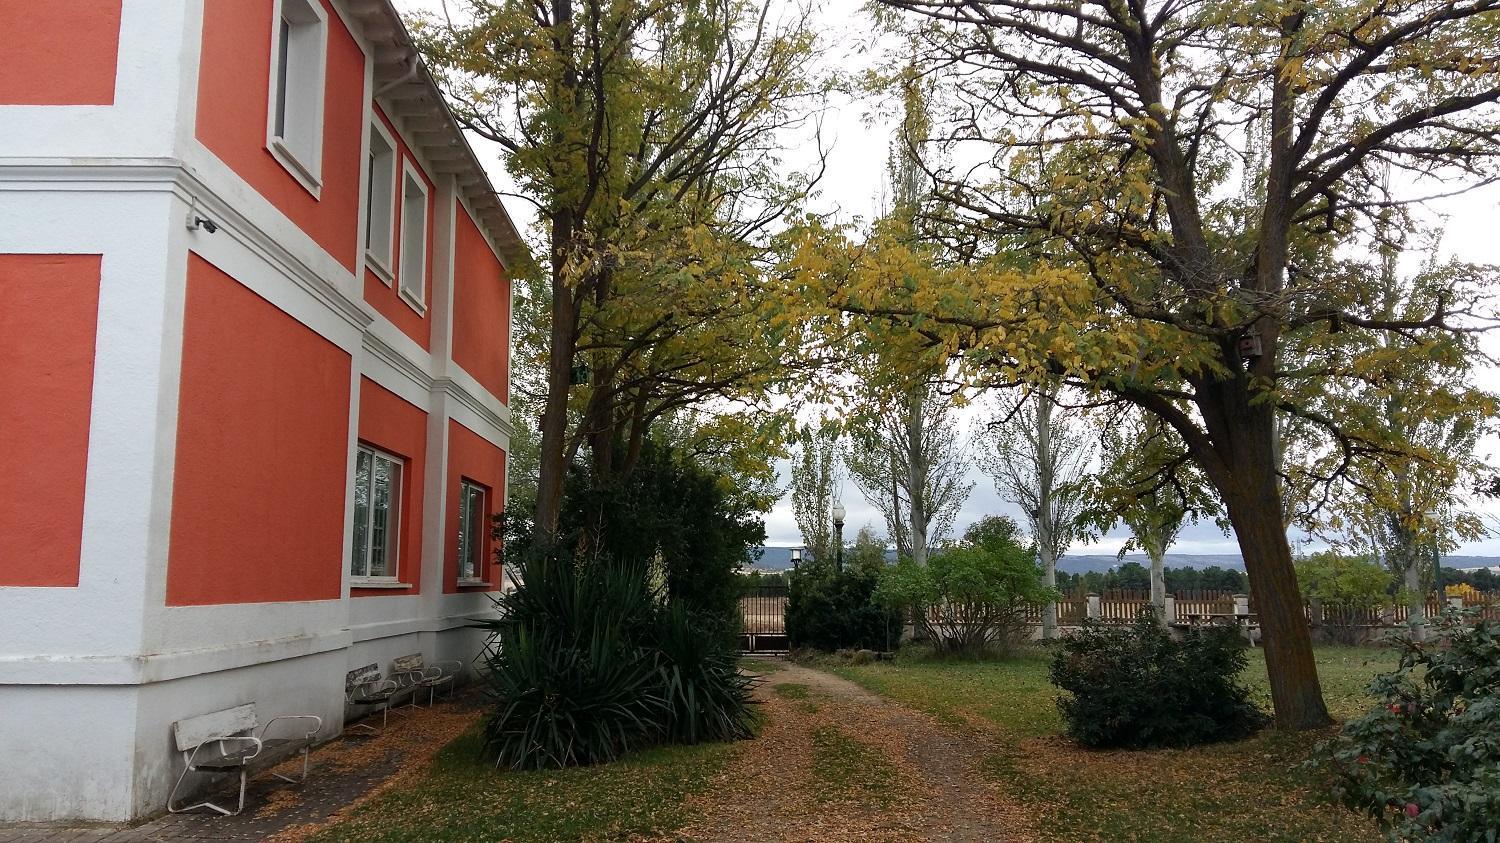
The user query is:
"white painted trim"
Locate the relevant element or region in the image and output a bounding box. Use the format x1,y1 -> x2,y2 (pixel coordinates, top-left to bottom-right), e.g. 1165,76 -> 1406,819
264,0 -> 329,198
0,626 -> 352,685
435,376 -> 515,441
348,610 -> 497,644
4,154 -> 374,333
350,579 -> 412,589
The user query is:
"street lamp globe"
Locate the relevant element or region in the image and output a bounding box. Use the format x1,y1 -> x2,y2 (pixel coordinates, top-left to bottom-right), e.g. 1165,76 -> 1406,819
831,502 -> 846,572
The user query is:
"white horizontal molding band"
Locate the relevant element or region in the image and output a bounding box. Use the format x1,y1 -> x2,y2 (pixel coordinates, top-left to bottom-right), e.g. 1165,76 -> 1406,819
0,607 -> 495,685
0,156 -> 373,334
0,629 -> 351,686
349,609 -> 500,643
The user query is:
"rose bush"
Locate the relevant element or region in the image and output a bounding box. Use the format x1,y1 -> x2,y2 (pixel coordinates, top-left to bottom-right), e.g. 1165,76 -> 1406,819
1309,611 -> 1500,841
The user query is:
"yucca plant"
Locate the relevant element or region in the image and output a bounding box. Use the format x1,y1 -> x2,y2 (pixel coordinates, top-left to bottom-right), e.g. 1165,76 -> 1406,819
482,623 -> 666,769
653,603 -> 757,744
477,548 -> 668,769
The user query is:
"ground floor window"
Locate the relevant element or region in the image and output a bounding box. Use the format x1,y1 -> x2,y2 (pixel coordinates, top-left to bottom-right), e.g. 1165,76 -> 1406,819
457,480 -> 486,581
351,445 -> 403,580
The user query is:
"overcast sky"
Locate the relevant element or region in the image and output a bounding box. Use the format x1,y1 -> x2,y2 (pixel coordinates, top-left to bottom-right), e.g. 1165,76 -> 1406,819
402,0 -> 1500,556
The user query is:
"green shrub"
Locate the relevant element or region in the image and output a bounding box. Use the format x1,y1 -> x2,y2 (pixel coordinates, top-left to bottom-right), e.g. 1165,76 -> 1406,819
1050,611 -> 1268,748
558,441 -> 765,641
476,547 -> 755,770
1309,611 -> 1500,841
786,563 -> 899,652
877,516 -> 1054,656
1295,551 -> 1397,611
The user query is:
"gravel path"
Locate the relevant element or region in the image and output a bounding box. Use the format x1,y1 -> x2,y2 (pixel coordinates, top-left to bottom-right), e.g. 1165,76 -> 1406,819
669,661 -> 1035,843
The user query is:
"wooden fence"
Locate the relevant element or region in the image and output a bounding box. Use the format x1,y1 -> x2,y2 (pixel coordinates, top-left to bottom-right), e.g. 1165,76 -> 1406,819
1015,590 -> 1499,630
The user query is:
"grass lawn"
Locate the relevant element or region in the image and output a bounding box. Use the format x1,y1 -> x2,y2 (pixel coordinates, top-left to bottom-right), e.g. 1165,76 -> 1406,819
833,645 -> 1399,843
304,729 -> 735,843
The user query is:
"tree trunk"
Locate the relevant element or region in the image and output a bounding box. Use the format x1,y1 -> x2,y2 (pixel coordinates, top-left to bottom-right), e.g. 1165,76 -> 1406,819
531,0 -> 579,541
1222,462 -> 1332,730
1036,391 -> 1057,639
1040,542 -> 1057,639
1148,547 -> 1166,617
1403,555 -> 1426,643
907,388 -> 929,566
533,232 -> 577,539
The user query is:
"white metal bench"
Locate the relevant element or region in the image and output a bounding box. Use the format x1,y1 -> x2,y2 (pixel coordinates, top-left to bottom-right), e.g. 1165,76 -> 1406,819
167,703 -> 321,816
345,663 -> 404,734
392,653 -> 463,707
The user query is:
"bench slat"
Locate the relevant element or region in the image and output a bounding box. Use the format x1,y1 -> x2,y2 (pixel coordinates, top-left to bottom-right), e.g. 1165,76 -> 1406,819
174,703 -> 257,751
346,663 -> 381,692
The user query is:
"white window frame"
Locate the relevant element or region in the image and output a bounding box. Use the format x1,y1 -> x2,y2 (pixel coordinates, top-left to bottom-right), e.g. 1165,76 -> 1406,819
364,119 -> 398,283
265,0 -> 328,197
397,160 -> 429,313
350,444 -> 404,585
457,480 -> 487,583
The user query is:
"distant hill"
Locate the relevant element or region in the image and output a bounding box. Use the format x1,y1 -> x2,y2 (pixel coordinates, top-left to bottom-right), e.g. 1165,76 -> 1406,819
747,547 -> 1500,574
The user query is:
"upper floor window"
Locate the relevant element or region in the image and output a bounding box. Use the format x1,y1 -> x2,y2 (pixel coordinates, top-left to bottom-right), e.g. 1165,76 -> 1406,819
398,163 -> 428,310
365,120 -> 397,280
351,445 -> 402,581
267,0 -> 328,195
457,480 -> 486,582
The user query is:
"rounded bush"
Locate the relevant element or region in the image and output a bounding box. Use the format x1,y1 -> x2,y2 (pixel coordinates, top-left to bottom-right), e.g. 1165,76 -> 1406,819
1049,610 -> 1268,748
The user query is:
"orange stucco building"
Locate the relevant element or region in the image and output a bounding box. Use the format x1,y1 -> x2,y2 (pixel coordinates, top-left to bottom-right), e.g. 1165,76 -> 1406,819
0,0 -> 523,821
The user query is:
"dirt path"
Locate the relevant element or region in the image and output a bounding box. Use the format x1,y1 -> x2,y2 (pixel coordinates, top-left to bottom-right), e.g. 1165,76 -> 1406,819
670,661 -> 1036,843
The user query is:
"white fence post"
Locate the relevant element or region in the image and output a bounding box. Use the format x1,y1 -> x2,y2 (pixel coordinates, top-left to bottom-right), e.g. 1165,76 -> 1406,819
1086,593 -> 1101,621
1162,595 -> 1176,626
1448,596 -> 1465,611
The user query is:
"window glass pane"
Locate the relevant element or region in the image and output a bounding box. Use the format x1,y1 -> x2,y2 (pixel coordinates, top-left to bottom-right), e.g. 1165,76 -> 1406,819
369,456 -> 392,577
459,483 -> 484,580
456,483 -> 471,579
399,173 -> 426,300
350,449 -> 371,577
365,151 -> 376,249
274,17 -> 290,138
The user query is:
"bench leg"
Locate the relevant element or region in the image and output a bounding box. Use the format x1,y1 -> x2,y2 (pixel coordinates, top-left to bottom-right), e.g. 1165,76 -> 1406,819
346,701 -> 390,736
271,747 -> 311,784
167,768 -> 246,816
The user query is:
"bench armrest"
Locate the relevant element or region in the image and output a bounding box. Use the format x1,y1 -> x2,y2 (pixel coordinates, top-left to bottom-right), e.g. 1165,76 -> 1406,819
347,678 -> 397,703
184,735 -> 262,767
260,715 -> 322,741
420,661 -> 462,680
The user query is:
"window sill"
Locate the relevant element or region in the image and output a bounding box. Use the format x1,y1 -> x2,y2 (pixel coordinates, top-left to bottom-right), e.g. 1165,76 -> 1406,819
351,579 -> 411,590
398,284 -> 427,315
456,578 -> 493,588
268,137 -> 322,199
366,251 -> 393,285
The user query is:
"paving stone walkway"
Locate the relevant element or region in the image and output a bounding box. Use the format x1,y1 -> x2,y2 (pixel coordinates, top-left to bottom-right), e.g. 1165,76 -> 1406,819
0,694 -> 485,843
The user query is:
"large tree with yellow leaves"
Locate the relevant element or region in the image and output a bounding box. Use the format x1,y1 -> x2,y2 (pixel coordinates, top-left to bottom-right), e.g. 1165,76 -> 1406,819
416,0 -> 829,536
822,0 -> 1500,729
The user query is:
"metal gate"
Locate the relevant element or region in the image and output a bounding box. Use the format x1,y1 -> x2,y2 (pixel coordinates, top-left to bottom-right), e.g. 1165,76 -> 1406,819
739,585 -> 788,653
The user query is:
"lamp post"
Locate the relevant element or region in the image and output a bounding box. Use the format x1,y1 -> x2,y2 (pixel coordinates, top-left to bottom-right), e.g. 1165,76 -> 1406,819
832,501 -> 846,572
790,547 -> 802,572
